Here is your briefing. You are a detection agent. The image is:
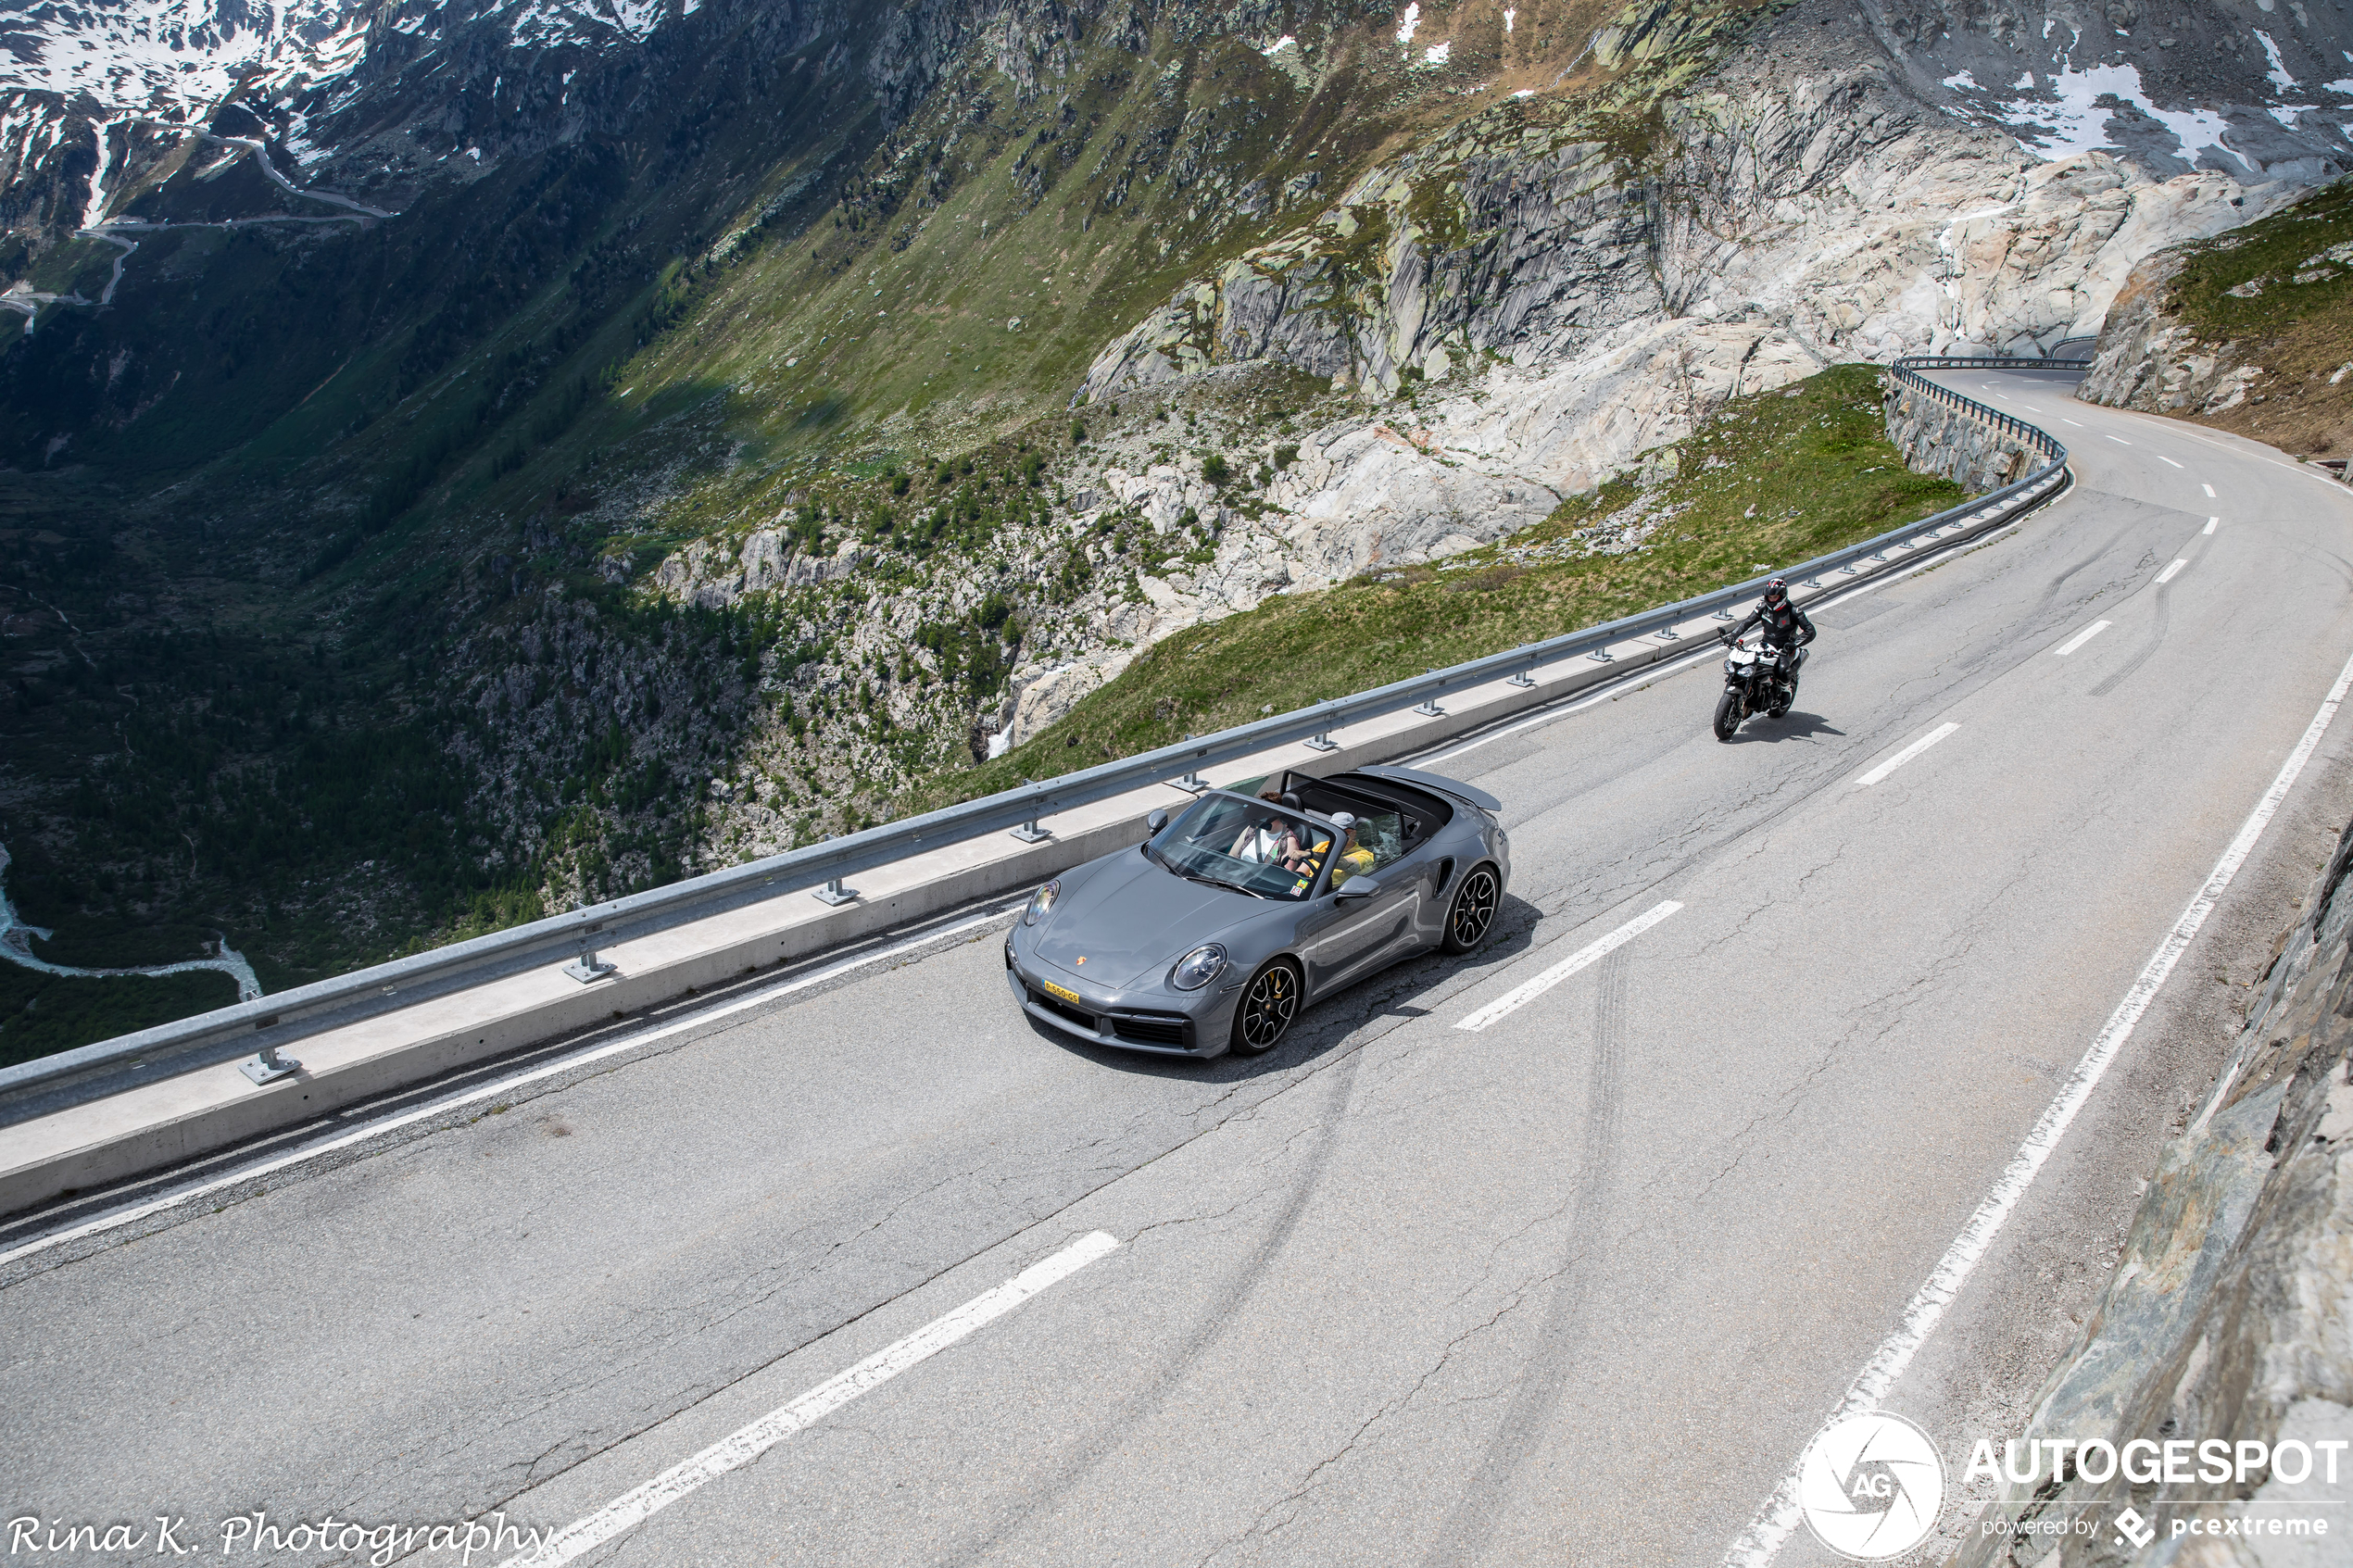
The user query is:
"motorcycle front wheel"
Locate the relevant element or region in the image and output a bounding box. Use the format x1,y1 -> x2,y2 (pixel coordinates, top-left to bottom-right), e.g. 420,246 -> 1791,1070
1713,688 -> 1743,742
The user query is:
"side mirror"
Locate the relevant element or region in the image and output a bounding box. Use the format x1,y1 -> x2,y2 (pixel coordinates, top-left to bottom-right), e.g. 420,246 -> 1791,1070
1146,808 -> 1169,833
1334,877 -> 1381,902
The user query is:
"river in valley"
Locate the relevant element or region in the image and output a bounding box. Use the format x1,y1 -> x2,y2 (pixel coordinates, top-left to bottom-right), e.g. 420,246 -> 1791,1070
0,843 -> 263,1001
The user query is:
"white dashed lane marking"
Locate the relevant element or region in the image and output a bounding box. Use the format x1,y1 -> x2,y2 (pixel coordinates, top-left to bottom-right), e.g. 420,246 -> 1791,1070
1853,722 -> 1959,789
2203,483 -> 2217,497
506,1233 -> 1124,1567
2156,558 -> 2188,585
2053,621 -> 2111,657
2205,517 -> 2219,535
1455,900 -> 1683,1033
2158,455 -> 2184,469
2105,434 -> 2133,445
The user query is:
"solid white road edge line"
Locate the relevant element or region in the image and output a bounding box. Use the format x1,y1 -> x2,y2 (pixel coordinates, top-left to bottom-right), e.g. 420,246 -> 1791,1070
2053,621 -> 2111,657
501,1231 -> 1122,1568
0,903 -> 1022,1272
2158,455 -> 2184,469
2206,517 -> 2219,534
1853,722 -> 1959,788
2174,427 -> 2353,489
1719,643 -> 2353,1568
1455,901 -> 1681,1033
2156,558 -> 2188,585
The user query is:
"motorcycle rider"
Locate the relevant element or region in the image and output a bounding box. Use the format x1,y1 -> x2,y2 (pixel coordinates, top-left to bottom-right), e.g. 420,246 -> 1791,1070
1722,577 -> 1816,699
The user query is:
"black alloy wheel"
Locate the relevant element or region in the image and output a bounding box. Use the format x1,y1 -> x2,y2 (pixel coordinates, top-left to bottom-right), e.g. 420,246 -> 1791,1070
1229,960 -> 1302,1055
1713,688 -> 1743,742
1441,865 -> 1501,954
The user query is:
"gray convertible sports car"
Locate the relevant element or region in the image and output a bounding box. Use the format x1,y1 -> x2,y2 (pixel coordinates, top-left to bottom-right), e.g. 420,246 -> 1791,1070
1004,763 -> 1510,1059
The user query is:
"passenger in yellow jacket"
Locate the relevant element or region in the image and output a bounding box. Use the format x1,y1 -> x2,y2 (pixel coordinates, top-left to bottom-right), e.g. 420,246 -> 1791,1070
1326,811 -> 1378,890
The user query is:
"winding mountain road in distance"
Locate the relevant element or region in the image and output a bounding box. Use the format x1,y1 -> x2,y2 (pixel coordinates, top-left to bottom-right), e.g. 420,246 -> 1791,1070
5,369 -> 2352,1568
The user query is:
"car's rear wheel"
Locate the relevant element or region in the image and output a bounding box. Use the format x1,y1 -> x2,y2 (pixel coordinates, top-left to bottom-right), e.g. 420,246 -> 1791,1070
1228,959 -> 1302,1055
1441,865 -> 1501,954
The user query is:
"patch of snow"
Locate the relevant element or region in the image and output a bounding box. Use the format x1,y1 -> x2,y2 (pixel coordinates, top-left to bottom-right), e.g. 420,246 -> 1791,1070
1943,69 -> 1982,93
1510,89 -> 1534,99
2007,61 -> 2233,166
2014,72 -> 2033,90
1425,41 -> 1451,66
1396,3 -> 1420,47
2256,30 -> 2299,92
2325,79 -> 2353,96
1263,35 -> 1295,56
79,119 -> 121,232
1504,7 -> 1515,32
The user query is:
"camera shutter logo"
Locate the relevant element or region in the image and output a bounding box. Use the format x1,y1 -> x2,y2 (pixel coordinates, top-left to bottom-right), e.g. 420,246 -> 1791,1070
1796,1411 -> 1946,1561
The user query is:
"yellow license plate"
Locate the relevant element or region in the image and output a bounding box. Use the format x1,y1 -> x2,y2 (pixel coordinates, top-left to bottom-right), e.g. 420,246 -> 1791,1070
1042,980 -> 1083,1007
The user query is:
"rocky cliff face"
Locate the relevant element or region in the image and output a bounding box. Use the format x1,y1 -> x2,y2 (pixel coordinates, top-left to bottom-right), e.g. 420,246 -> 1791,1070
1951,813 -> 2353,1567
983,0 -> 2353,744
2077,174 -> 2353,458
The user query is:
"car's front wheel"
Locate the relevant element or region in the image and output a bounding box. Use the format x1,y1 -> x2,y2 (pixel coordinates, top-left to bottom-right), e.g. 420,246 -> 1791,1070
1441,864 -> 1501,954
1228,959 -> 1302,1055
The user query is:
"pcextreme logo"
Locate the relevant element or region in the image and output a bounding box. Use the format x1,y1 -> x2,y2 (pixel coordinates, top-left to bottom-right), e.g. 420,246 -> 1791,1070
1797,1411 -> 1946,1561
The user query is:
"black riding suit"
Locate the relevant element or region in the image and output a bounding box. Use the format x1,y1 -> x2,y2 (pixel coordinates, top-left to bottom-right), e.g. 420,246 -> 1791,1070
1726,597 -> 1816,690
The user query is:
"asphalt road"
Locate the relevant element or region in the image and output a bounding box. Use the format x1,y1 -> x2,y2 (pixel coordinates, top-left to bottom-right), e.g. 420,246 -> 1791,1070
6,370 -> 2353,1568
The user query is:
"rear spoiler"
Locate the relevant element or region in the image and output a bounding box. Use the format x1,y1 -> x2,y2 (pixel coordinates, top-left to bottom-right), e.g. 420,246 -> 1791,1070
1351,763 -> 1502,814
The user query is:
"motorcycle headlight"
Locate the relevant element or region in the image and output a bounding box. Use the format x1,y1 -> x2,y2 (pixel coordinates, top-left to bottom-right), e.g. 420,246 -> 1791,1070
1024,879 -> 1061,926
1170,943 -> 1227,992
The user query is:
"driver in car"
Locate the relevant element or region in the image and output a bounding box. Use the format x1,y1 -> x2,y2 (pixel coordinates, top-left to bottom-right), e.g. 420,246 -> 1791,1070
1327,812 -> 1378,891
1231,791 -> 1309,869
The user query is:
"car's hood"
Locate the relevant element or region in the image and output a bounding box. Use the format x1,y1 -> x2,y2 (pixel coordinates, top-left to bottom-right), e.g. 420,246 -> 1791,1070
1034,851 -> 1251,989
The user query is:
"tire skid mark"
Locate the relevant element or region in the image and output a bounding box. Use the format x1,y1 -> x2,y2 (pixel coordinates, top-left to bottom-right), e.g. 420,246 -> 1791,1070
1418,947 -> 1629,1568
2089,584 -> 2170,698
935,1049 -> 1368,1568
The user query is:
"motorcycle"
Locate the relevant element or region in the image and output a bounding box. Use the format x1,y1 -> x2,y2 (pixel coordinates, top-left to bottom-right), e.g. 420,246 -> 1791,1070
1714,635 -> 1806,741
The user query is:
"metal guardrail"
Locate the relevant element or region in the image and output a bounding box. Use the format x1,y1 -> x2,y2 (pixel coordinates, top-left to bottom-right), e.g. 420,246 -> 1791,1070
0,358 -> 2082,1110
1884,360 -> 2080,468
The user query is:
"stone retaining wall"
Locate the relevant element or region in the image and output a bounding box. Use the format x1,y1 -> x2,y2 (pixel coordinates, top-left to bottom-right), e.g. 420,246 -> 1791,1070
1884,379 -> 2041,496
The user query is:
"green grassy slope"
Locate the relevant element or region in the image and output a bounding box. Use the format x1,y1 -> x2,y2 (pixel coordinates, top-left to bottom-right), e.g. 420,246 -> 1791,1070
911,363 -> 1964,808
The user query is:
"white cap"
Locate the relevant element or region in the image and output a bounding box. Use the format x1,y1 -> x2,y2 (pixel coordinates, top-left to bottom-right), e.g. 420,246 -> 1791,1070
1329,811 -> 1357,831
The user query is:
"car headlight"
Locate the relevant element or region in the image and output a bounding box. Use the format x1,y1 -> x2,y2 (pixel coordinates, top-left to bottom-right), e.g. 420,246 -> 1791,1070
1024,879 -> 1061,926
1170,943 -> 1227,991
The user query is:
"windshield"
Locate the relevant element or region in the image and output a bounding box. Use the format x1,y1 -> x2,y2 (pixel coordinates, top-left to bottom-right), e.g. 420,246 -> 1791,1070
1151,793 -> 1333,901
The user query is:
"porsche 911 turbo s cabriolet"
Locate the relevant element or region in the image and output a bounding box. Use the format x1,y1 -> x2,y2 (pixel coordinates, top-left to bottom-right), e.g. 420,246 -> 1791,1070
1004,764 -> 1511,1059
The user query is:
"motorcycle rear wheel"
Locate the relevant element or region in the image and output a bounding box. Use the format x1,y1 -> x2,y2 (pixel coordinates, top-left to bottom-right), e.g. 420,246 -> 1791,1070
1713,689 -> 1743,742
